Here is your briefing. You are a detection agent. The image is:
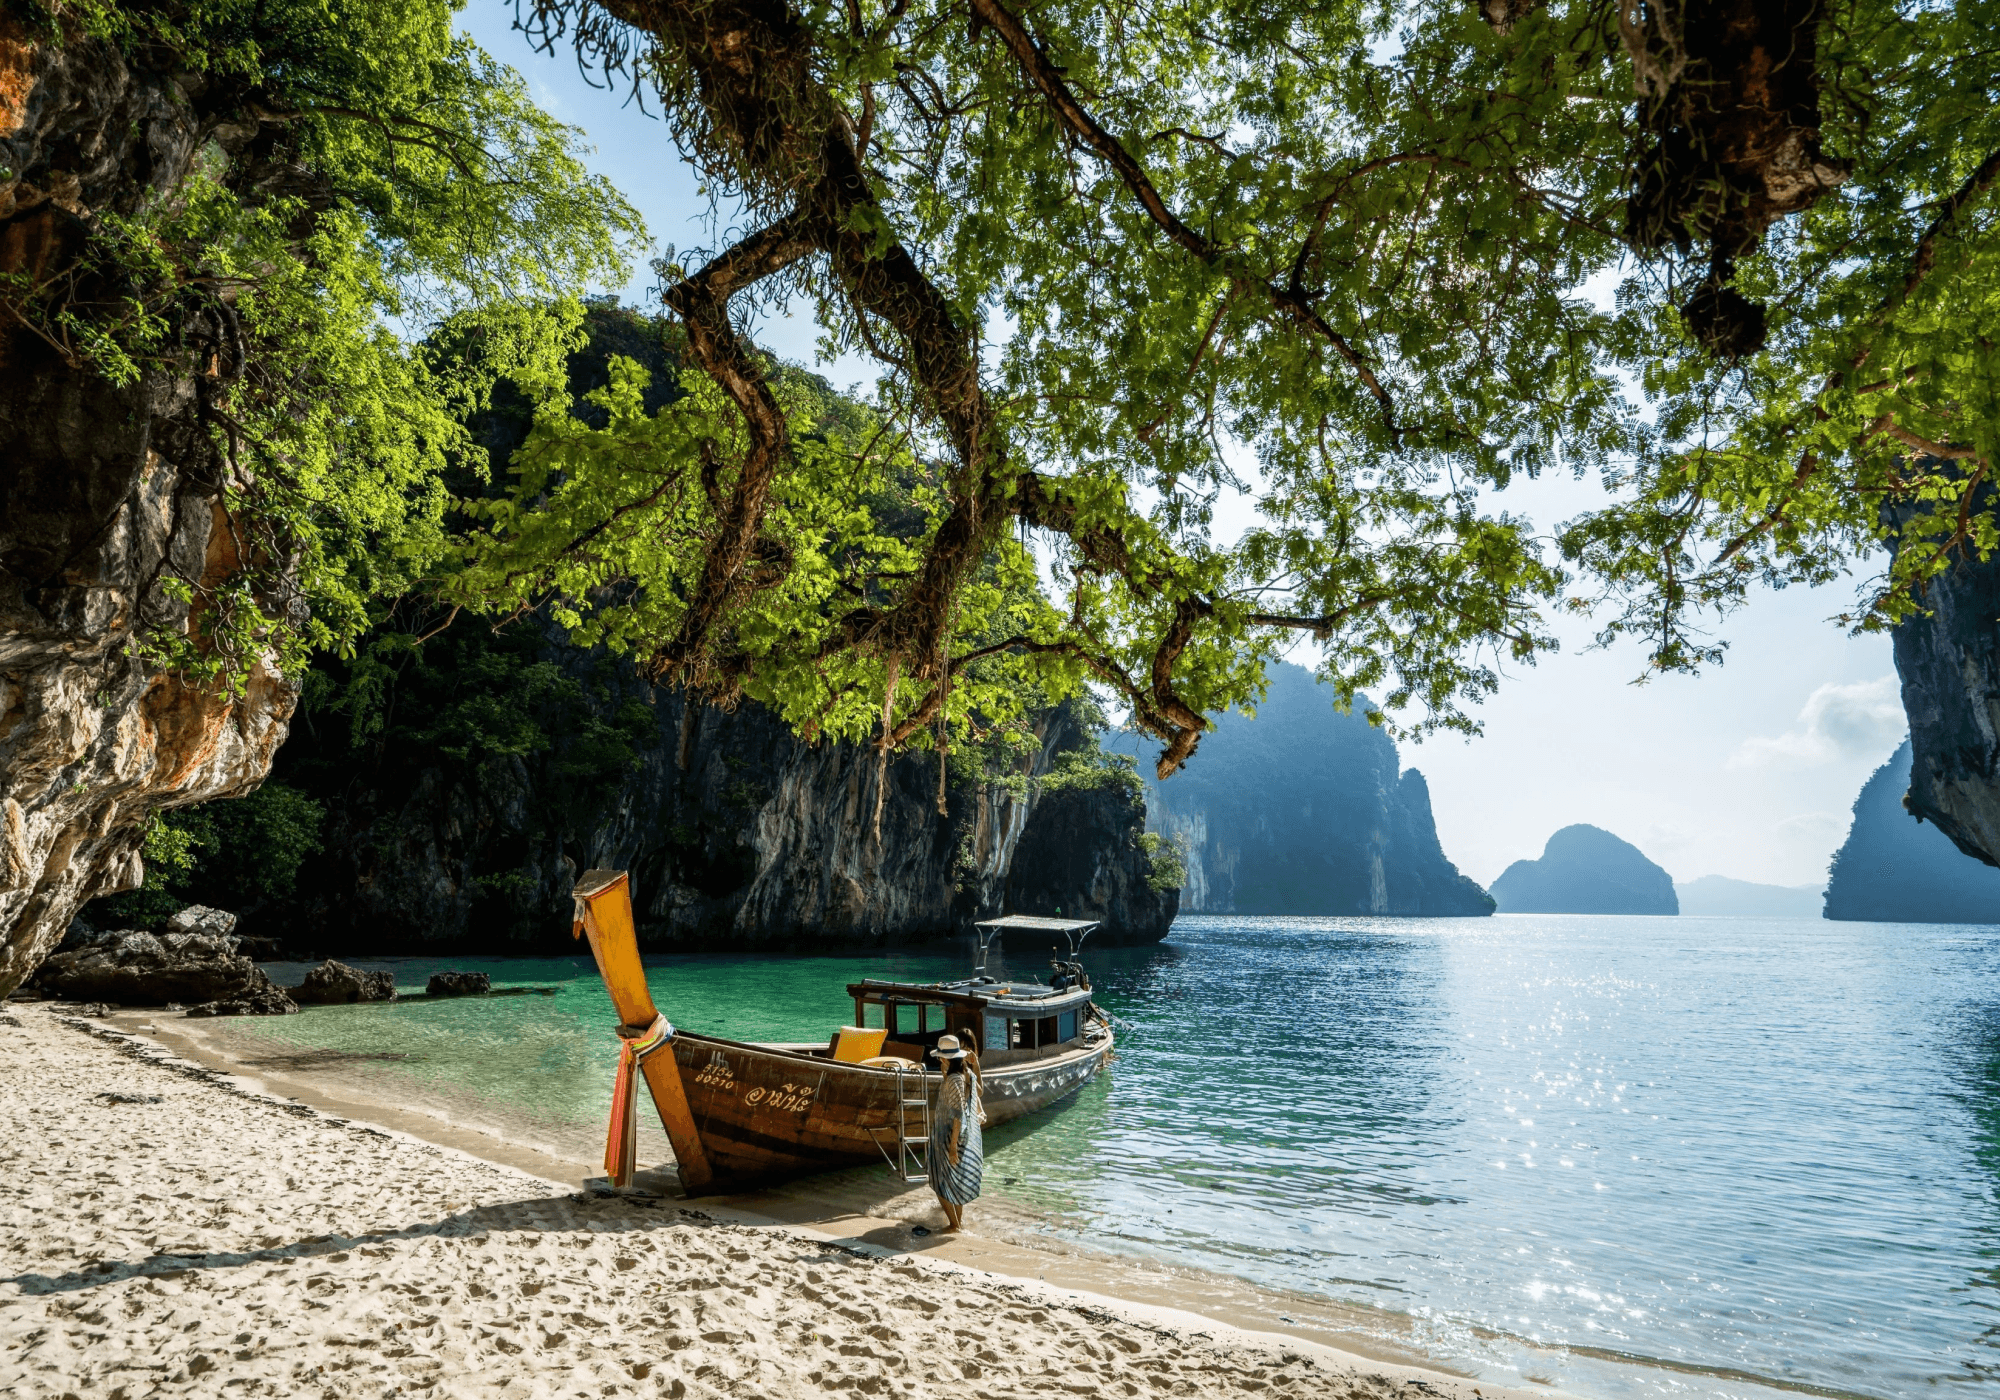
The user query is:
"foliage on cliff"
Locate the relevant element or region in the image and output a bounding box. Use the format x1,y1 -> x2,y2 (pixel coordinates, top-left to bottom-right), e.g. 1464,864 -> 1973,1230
5,0 -> 641,682
91,784 -> 326,926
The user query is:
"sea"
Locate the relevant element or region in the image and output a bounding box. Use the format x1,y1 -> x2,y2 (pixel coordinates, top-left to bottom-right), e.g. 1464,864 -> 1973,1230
217,914 -> 1998,1400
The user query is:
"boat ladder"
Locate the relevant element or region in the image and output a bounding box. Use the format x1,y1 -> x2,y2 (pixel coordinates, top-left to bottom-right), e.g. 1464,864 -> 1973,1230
870,1062 -> 931,1184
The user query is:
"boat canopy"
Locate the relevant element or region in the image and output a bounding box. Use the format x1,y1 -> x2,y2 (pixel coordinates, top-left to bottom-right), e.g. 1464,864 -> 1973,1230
972,915 -> 1099,931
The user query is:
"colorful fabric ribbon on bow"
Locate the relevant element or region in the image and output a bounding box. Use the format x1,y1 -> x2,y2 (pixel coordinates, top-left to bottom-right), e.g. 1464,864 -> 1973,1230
604,1013 -> 675,1187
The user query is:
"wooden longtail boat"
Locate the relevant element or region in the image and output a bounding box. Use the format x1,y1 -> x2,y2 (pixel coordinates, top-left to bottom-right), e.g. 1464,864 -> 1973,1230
571,869 -> 1114,1195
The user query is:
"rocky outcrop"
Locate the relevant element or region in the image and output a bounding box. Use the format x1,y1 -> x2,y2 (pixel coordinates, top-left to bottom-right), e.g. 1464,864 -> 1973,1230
1890,513 -> 2000,867
0,23 -> 298,994
1823,739 -> 2000,922
31,905 -> 296,1013
426,971 -> 491,998
1112,662 -> 1491,916
257,629 -> 1176,952
292,960 -> 397,1005
1489,826 -> 1678,914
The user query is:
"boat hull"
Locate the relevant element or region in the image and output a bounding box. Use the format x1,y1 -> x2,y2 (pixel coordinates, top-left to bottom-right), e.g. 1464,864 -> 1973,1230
668,1029 -> 1112,1190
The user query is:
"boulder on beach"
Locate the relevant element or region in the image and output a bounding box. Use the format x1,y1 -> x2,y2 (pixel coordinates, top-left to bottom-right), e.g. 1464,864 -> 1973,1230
426,971 -> 491,998
32,906 -> 297,1016
292,960 -> 397,1005
184,981 -> 301,1017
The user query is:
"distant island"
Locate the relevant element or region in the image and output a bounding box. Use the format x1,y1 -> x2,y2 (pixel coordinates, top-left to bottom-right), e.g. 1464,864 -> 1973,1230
1112,663 -> 1492,916
1674,876 -> 1825,919
1824,740 -> 2000,923
1489,825 -> 1678,914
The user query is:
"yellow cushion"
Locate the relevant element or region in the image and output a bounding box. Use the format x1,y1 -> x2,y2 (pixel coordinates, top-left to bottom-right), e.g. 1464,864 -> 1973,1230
831,1026 -> 888,1063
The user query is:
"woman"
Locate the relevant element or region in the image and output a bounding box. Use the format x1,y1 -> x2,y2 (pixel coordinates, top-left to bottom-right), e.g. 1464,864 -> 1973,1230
928,1033 -> 983,1231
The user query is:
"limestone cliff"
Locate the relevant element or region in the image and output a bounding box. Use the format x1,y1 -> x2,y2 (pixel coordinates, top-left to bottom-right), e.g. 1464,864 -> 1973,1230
0,25 -> 297,994
1111,662 -> 1492,916
1823,739 -> 2000,923
1889,508 -> 2000,868
252,624 -> 1176,952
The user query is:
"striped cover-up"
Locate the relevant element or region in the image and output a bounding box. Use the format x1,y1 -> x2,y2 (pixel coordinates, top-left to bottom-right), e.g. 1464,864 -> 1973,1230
929,1069 -> 984,1205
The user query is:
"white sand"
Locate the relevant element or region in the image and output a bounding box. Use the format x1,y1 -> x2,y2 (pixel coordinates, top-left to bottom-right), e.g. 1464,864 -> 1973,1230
1,1004 -> 1531,1399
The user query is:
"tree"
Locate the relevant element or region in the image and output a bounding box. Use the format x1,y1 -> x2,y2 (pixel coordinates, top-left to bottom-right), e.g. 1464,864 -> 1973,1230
0,0 -> 641,991
460,0 -> 1995,796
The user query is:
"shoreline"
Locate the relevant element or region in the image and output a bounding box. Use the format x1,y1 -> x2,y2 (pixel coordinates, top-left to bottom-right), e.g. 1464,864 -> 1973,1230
2,998 -> 1567,1400
74,1003 -> 1869,1400
103,1005 -> 1523,1387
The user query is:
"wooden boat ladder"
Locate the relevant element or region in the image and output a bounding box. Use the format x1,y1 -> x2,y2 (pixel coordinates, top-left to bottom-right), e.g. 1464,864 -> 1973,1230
870,1061 -> 932,1184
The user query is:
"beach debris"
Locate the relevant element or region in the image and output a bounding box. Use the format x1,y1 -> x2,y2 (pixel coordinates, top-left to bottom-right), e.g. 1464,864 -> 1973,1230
32,906 -> 297,1015
425,971 -> 491,998
96,1091 -> 163,1104
292,960 -> 398,1006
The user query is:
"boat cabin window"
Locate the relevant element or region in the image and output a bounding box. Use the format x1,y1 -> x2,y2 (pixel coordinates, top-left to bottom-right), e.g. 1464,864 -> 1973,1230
981,1010 -> 1082,1051
854,999 -> 944,1039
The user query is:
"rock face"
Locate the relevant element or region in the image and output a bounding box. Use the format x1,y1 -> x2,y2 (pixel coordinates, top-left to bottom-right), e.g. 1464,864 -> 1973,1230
0,25 -> 298,995
1111,662 -> 1491,916
261,630 -> 1176,953
292,960 -> 397,1005
1890,522 -> 2000,868
1674,875 -> 1824,919
1489,826 -> 1679,914
1823,740 -> 2000,923
32,905 -> 295,1013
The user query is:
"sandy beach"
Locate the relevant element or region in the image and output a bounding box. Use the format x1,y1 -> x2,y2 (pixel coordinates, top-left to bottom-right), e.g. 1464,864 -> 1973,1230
0,1001 -> 1547,1400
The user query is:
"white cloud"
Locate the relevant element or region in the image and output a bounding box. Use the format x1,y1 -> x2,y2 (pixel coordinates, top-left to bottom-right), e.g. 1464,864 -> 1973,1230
1728,677 -> 1906,769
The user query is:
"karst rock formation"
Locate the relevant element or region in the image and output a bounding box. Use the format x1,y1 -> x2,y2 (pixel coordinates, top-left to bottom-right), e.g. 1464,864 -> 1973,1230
0,24 -> 298,994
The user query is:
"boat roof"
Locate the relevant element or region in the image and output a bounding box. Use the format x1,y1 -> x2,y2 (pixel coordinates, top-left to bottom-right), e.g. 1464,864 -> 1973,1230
847,976 -> 1093,1009
973,915 -> 1099,931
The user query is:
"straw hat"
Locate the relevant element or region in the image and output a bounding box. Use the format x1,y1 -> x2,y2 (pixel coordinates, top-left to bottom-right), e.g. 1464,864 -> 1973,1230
931,1034 -> 969,1060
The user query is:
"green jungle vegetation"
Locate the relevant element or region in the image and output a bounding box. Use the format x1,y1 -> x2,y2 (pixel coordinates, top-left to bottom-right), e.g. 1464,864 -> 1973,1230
32,0 -> 2000,911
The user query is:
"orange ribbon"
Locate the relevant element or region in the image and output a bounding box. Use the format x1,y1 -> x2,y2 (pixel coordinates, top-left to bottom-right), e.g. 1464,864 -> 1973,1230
604,1014 -> 673,1188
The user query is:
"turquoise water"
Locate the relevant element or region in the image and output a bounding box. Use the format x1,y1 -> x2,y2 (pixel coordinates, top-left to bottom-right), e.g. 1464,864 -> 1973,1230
228,915 -> 2000,1398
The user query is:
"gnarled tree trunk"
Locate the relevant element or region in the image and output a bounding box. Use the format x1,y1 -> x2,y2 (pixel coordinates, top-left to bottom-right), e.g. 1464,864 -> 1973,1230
0,22 -> 297,995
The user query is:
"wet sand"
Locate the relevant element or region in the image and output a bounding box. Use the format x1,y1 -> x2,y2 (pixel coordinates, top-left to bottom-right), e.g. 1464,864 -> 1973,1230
2,1002 -> 1562,1398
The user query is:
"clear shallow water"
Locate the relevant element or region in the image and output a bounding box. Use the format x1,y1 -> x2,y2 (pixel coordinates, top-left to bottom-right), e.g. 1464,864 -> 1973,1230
225,916 -> 2000,1398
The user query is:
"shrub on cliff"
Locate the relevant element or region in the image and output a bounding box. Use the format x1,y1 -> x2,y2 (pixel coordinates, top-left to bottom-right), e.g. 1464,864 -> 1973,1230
91,784 -> 326,927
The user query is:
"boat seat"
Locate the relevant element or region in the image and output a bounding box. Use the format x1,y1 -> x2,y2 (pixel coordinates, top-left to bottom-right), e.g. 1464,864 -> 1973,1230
830,1026 -> 888,1063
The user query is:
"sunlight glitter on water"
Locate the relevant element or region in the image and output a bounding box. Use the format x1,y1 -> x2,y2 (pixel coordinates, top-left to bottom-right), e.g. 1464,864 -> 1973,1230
218,915 -> 2000,1400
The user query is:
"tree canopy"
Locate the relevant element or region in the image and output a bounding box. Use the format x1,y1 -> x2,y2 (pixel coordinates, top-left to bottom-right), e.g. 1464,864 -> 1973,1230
39,0 -> 1996,783
440,0 -> 1997,780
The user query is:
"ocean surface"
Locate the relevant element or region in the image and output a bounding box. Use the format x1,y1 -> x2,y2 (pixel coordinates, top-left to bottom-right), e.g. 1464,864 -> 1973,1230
224,915 -> 2000,1400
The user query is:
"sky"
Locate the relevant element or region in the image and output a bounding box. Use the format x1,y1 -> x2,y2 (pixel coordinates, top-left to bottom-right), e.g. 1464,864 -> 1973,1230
457,6 -> 1907,891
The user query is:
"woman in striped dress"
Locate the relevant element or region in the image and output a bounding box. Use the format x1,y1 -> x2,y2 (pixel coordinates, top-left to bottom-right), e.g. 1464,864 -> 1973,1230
928,1034 -> 983,1230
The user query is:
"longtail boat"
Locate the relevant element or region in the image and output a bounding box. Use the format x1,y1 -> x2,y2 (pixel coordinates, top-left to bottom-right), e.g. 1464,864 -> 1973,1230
571,868 -> 1114,1195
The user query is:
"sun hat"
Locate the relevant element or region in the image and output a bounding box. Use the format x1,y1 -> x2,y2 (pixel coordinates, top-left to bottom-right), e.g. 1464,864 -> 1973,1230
931,1034 -> 969,1060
